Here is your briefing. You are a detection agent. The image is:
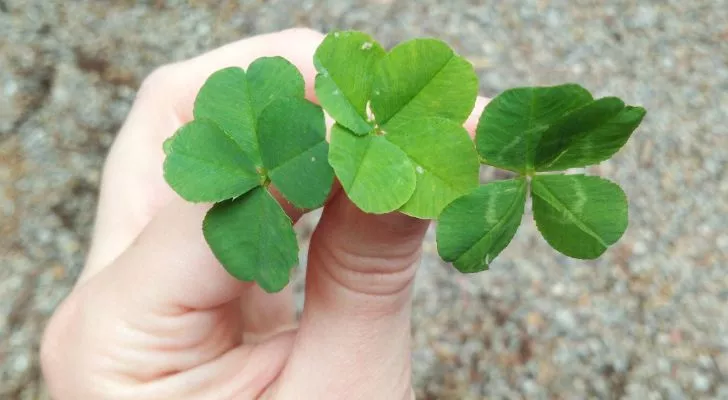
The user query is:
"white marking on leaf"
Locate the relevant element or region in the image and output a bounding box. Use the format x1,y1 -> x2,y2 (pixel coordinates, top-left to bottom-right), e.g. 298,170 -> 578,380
416,165 -> 424,174
496,136 -> 523,158
311,156 -> 316,162
485,192 -> 498,225
571,177 -> 587,215
361,42 -> 373,50
334,32 -> 340,38
333,89 -> 340,95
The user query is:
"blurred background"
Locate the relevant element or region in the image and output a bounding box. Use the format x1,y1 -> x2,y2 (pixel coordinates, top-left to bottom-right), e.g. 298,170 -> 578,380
1,0 -> 726,398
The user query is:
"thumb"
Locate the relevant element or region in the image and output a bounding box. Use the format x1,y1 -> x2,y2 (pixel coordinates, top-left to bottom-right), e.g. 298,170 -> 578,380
272,190 -> 429,399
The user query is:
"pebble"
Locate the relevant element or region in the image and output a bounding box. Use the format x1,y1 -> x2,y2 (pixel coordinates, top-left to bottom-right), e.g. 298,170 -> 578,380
693,373 -> 712,393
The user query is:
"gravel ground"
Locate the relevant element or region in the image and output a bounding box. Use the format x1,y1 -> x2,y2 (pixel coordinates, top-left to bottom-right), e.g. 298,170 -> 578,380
1,0 -> 727,399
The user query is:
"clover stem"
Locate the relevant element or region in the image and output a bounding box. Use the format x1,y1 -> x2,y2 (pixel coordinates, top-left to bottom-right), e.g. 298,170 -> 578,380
256,166 -> 270,187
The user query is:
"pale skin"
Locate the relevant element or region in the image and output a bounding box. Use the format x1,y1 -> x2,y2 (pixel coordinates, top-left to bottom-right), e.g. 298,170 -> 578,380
40,28 -> 490,399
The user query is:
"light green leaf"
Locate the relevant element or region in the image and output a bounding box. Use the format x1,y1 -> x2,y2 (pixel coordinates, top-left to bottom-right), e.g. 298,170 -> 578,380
203,187 -> 298,293
328,124 -> 416,214
371,38 -> 477,129
385,117 -> 480,219
163,119 -> 260,203
193,67 -> 259,164
531,174 -> 628,259
535,103 -> 646,171
314,31 -> 385,134
436,178 -> 527,273
476,84 -> 593,173
247,56 -> 306,118
258,98 -> 333,209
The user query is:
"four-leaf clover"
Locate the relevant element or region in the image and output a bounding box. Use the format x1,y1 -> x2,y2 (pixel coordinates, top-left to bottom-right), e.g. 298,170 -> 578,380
314,31 -> 481,219
436,84 -> 646,272
163,56 -> 334,292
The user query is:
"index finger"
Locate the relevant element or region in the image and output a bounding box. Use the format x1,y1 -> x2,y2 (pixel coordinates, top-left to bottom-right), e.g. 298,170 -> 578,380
80,28 -> 325,283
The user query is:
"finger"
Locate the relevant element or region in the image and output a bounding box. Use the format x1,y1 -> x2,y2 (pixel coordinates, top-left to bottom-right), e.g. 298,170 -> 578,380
271,190 -> 429,399
81,27 -> 325,284
270,97 -> 489,397
93,198 -> 251,311
465,95 -> 490,139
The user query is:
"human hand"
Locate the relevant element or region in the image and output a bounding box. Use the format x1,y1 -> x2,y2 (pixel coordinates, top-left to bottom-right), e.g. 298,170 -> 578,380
40,28 -> 488,399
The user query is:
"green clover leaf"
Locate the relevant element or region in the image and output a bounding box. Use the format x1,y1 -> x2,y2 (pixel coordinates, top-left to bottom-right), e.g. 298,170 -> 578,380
162,119 -> 260,203
371,38 -> 478,129
531,174 -> 628,259
475,84 -> 593,174
328,123 -> 416,213
314,31 -> 385,134
385,118 -> 480,218
258,97 -> 334,209
436,178 -> 527,273
534,100 -> 647,171
203,187 -> 299,293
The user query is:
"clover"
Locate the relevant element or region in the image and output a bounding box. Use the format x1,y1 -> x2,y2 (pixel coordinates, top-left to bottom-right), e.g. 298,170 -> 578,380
314,31 -> 481,218
162,30 -> 647,293
436,84 -> 646,272
162,56 -> 334,292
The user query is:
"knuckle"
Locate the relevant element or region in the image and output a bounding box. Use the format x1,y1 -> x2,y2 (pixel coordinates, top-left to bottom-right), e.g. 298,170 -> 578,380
39,296 -> 75,379
135,63 -> 180,103
278,27 -> 324,43
313,238 -> 421,299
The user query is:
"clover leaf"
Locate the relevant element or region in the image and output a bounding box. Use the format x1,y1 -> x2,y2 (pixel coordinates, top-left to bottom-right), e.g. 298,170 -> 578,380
531,174 -> 628,259
534,101 -> 647,171
316,31 -> 479,218
385,118 -> 480,218
203,187 -> 299,293
371,38 -> 478,128
328,123 -> 416,214
436,178 -> 527,273
475,84 -> 593,174
163,56 -> 332,293
162,119 -> 260,202
258,97 -> 333,209
314,31 -> 385,134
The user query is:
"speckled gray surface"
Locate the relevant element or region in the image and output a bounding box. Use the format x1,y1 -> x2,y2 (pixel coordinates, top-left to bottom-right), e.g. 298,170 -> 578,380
1,1 -> 727,399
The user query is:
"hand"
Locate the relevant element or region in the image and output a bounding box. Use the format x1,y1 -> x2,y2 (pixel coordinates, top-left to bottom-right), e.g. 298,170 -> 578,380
40,28 -> 488,400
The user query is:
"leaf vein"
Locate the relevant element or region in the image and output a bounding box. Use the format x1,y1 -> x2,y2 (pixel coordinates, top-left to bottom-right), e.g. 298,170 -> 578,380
379,53 -> 455,126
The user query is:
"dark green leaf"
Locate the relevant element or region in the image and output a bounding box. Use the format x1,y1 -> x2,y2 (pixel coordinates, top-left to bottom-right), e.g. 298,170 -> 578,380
258,98 -> 333,209
535,104 -> 646,171
476,84 -> 593,173
163,119 -> 260,202
328,124 -> 416,213
371,38 -> 478,129
385,118 -> 480,219
247,56 -> 306,118
531,174 -> 628,259
203,187 -> 298,293
436,178 -> 527,272
193,67 -> 259,164
314,31 -> 385,134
